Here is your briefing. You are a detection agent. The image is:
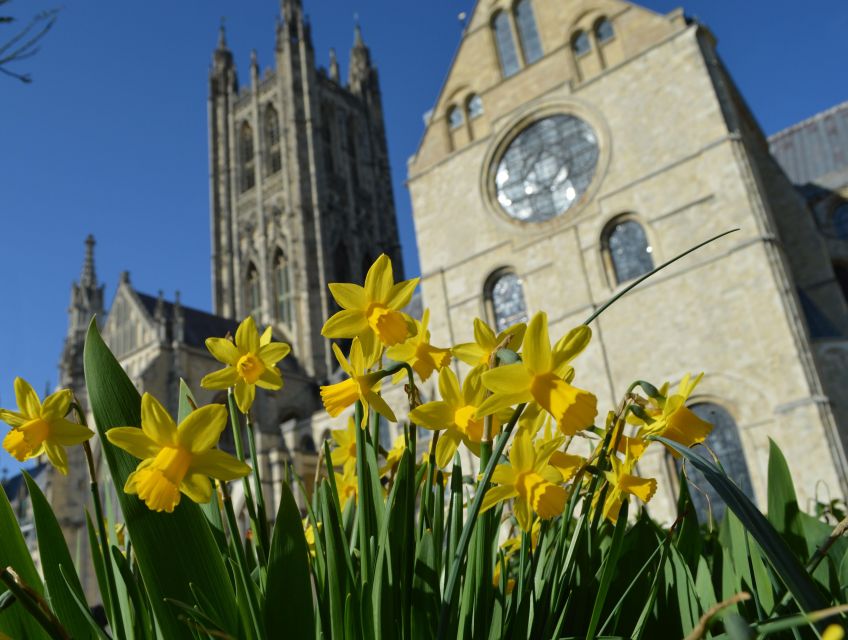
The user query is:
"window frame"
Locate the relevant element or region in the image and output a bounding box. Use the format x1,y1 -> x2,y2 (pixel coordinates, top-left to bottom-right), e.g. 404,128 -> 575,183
492,10 -> 521,78
485,268 -> 530,333
594,17 -> 615,44
513,0 -> 543,66
571,30 -> 591,57
601,216 -> 655,286
238,121 -> 256,193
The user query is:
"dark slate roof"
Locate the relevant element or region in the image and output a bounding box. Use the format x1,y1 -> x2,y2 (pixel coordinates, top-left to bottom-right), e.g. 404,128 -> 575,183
1,462 -> 48,499
797,288 -> 841,339
136,293 -> 239,349
769,101 -> 848,188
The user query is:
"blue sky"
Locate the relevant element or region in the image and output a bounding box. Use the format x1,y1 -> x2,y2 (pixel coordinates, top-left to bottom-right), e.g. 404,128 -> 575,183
1,0 -> 846,477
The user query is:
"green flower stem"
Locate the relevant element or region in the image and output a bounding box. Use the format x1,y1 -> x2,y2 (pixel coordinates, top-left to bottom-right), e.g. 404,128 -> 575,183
353,401 -> 372,584
72,402 -> 125,640
226,388 -> 265,562
437,402 -> 527,640
244,412 -> 269,558
0,567 -> 71,640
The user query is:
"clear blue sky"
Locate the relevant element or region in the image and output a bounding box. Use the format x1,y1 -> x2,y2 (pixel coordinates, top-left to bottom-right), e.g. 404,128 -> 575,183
1,0 -> 846,477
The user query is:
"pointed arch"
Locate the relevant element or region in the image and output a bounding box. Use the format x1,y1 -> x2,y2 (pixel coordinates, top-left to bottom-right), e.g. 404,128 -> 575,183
238,121 -> 255,192
514,0 -> 543,65
492,11 -> 520,78
602,217 -> 654,285
264,104 -> 282,175
485,268 -> 528,332
273,247 -> 293,326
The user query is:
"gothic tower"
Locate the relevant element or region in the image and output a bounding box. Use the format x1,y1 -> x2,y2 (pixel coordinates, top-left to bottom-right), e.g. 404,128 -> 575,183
208,0 -> 403,380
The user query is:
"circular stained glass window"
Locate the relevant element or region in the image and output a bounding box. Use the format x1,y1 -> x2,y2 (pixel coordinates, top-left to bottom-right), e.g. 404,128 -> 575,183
494,115 -> 599,223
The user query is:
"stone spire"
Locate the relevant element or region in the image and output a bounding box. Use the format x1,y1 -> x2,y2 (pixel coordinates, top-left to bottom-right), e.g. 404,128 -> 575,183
348,22 -> 373,94
80,234 -> 97,288
329,48 -> 339,83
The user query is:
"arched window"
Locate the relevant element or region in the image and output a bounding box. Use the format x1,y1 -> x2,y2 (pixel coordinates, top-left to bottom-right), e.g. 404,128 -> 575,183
675,403 -> 754,523
238,121 -> 255,193
447,106 -> 464,130
514,0 -> 543,65
492,11 -> 520,78
274,250 -> 293,325
488,270 -> 528,332
572,30 -> 591,56
594,17 -> 614,44
246,263 -> 261,319
467,94 -> 483,119
605,219 -> 654,284
264,105 -> 282,175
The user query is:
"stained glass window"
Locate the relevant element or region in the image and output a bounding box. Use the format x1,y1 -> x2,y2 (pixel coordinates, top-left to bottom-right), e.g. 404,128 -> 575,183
490,272 -> 528,332
494,115 -> 599,223
493,12 -> 520,78
448,106 -> 464,130
595,18 -> 614,44
572,30 -> 590,56
467,94 -> 483,120
607,220 -> 654,283
515,0 -> 543,65
675,403 -> 754,523
265,105 -> 282,175
274,251 -> 293,325
239,122 -> 255,192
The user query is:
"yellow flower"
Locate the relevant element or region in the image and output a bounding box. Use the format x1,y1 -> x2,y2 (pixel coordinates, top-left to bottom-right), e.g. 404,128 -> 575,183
501,518 -> 542,556
201,316 -> 291,413
0,378 -> 93,474
492,560 -> 516,594
480,431 -> 567,531
452,318 -> 526,368
380,433 -> 407,476
335,465 -> 359,510
106,393 -> 251,513
593,443 -> 657,524
631,374 -> 712,456
823,624 -> 844,640
321,338 -> 397,422
409,366 -> 510,468
385,309 -> 451,383
322,253 -> 419,348
330,417 -> 358,472
478,312 -> 597,436
303,518 -> 321,557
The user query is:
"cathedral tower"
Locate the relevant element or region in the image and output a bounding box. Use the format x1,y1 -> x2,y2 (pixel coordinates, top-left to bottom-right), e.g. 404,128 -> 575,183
208,1 -> 403,380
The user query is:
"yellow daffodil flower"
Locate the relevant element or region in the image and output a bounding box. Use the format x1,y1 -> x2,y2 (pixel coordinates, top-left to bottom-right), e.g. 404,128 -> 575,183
409,366 -> 510,469
0,378 -> 93,474
452,318 -> 526,368
320,338 -> 397,422
201,316 -> 291,413
321,253 -> 419,348
502,518 -> 542,556
492,560 -> 516,594
477,312 -> 598,436
303,518 -> 321,557
823,624 -> 844,640
480,431 -> 567,531
631,374 -> 712,456
330,417 -> 358,472
335,465 -> 359,510
380,433 -> 407,476
385,309 -> 451,383
594,443 -> 656,524
106,393 -> 251,513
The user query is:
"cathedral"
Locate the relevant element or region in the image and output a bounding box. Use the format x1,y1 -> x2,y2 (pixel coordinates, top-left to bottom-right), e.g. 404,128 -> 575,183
4,0 -> 848,601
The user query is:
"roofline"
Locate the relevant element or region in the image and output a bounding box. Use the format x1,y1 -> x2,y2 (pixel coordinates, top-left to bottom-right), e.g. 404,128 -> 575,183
768,99 -> 848,142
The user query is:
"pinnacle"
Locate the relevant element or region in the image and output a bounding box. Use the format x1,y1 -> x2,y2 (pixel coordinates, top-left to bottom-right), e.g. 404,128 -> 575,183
80,234 -> 97,288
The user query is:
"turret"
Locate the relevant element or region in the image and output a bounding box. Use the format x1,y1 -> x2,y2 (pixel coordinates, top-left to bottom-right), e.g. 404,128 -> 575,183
328,48 -> 340,83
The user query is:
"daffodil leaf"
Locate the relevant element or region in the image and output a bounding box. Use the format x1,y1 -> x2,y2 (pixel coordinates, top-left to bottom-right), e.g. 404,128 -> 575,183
83,319 -> 240,639
22,472 -> 92,640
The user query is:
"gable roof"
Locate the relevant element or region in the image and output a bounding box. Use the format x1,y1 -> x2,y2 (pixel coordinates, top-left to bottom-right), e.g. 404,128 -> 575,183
135,292 -> 239,350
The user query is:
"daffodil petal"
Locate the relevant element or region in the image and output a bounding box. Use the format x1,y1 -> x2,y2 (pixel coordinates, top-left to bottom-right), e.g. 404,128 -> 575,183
329,282 -> 368,310
386,277 -> 419,310
236,316 -> 260,354
523,312 -> 552,373
480,484 -> 519,514
473,318 -> 496,350
260,325 -> 273,346
177,404 -> 228,453
365,391 -> 397,423
452,342 -> 487,367
191,448 -> 251,480
205,337 -> 239,365
43,442 -> 68,475
14,378 -> 41,418
491,464 -> 516,486
48,418 -> 93,446
514,499 -> 533,531
322,309 -> 369,339
619,474 -> 657,504
409,401 -> 454,430
106,427 -> 160,459
552,325 -> 591,375
259,342 -> 291,366
200,366 -> 240,390
256,367 -> 283,390
234,380 -> 255,414
437,368 -> 462,407
435,431 -> 462,469
140,393 -> 177,446
0,410 -> 26,428
510,432 -> 534,473
180,473 -> 213,504
364,254 -> 393,302
475,391 -> 529,418
41,389 -> 72,420
482,364 -> 533,394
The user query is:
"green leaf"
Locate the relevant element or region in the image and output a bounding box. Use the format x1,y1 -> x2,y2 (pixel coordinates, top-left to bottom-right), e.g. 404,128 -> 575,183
586,499 -> 629,638
412,530 -> 439,640
83,320 -> 239,639
0,479 -> 48,639
656,437 -> 829,614
766,439 -> 805,556
23,472 -> 93,639
264,481 -> 314,639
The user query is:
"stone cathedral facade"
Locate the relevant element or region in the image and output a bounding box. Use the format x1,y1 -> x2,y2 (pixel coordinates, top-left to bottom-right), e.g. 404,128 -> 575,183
407,0 -> 848,522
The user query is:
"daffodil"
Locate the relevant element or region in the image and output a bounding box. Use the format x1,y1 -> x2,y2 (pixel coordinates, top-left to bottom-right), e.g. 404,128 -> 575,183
335,465 -> 359,510
631,374 -> 712,456
303,518 -> 321,557
409,366 -> 510,468
320,338 -> 396,422
823,624 -> 844,640
502,518 -> 542,556
380,433 -> 407,476
480,431 -> 567,531
330,417 -> 358,472
478,312 -> 598,436
0,378 -> 93,474
106,393 -> 251,513
385,309 -> 451,383
453,318 -> 526,368
201,316 -> 291,413
593,443 -> 656,524
322,253 -> 419,348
